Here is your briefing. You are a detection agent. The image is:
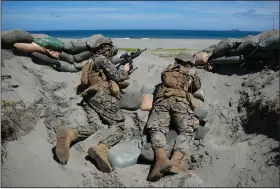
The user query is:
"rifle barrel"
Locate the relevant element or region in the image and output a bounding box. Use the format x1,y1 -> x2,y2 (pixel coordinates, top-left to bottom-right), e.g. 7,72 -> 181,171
115,48 -> 147,68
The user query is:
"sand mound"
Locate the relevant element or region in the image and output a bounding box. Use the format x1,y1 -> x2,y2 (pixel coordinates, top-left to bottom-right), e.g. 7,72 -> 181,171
1,49 -> 279,187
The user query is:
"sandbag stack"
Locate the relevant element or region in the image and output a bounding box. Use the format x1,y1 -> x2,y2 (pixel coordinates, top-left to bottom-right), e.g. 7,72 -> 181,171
195,29 -> 279,66
2,29 -> 34,49
1,29 -> 105,72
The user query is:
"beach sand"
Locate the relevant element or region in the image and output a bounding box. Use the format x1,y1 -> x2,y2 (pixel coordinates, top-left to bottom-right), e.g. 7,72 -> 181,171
1,37 -> 279,187
112,38 -> 220,49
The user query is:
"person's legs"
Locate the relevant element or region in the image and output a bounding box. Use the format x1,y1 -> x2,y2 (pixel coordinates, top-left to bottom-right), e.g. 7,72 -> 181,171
171,97 -> 199,174
55,102 -> 103,165
146,99 -> 173,182
87,89 -> 126,172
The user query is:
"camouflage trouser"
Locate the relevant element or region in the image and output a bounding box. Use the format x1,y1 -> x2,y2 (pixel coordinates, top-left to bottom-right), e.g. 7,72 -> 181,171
76,88 -> 125,149
146,96 -> 199,156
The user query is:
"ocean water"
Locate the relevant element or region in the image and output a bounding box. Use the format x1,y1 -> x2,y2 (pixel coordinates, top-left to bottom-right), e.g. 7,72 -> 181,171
28,30 -> 261,39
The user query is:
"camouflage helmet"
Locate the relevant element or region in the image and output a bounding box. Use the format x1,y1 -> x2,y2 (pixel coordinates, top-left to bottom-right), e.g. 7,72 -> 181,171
95,37 -> 113,47
175,52 -> 195,65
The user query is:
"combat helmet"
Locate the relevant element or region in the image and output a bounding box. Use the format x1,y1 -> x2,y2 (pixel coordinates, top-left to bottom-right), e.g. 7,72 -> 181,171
95,37 -> 113,47
94,37 -> 116,57
175,52 -> 195,65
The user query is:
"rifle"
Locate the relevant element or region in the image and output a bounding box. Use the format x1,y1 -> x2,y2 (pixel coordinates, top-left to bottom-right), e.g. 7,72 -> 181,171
115,48 -> 147,74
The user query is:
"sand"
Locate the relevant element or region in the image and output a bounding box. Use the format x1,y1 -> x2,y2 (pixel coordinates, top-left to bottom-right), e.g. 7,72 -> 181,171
1,38 -> 279,187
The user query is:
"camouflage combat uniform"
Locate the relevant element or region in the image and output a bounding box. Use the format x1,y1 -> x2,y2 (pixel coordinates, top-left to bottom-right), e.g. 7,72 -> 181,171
55,38 -> 131,166
76,53 -> 129,148
146,62 -> 201,156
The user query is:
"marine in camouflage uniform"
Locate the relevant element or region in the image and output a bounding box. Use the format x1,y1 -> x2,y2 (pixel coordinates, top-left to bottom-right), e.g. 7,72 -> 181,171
55,37 -> 130,172
146,52 -> 201,182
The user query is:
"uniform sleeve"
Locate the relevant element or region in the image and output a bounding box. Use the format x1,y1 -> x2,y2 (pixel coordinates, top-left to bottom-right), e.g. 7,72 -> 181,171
95,55 -> 129,82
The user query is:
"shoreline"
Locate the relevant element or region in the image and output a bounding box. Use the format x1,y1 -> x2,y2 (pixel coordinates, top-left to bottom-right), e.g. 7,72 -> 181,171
57,38 -> 220,50
56,37 -> 225,40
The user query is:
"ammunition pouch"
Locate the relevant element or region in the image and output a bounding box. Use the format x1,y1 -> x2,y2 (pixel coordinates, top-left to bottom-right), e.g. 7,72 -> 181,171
109,80 -> 120,97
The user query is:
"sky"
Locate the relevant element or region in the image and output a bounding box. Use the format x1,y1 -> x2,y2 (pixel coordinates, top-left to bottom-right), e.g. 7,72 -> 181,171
2,1 -> 279,31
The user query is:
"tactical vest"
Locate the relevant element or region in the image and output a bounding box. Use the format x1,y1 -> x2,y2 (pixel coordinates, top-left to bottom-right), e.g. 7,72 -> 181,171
78,56 -> 128,98
78,58 -> 109,97
155,64 -> 194,100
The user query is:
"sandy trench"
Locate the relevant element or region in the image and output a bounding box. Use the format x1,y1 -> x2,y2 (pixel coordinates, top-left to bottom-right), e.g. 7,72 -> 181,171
1,38 -> 279,187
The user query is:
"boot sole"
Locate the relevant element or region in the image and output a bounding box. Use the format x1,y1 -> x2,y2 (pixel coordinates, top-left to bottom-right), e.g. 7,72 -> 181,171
55,130 -> 70,165
147,172 -> 163,182
170,167 -> 194,175
88,147 -> 112,173
148,164 -> 173,182
160,164 -> 173,175
169,163 -> 187,174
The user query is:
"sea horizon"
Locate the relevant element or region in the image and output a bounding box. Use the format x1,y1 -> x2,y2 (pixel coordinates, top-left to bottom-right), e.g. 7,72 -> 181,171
23,29 -> 262,40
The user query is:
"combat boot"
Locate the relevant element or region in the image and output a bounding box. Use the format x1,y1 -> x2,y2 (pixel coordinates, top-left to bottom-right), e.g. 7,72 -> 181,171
170,151 -> 193,175
55,129 -> 77,165
147,148 -> 173,182
88,144 -> 113,173
169,151 -> 187,174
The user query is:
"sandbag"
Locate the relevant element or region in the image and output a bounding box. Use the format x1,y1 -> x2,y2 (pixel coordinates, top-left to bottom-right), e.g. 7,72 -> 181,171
14,42 -> 47,54
34,36 -> 64,51
194,105 -> 208,120
213,39 -> 241,58
193,88 -> 205,102
140,130 -> 177,163
140,94 -> 153,111
141,84 -> 156,94
86,34 -> 104,50
44,48 -> 60,59
52,60 -> 80,72
2,30 -> 33,48
73,51 -> 93,63
59,52 -> 74,64
259,30 -> 280,51
246,49 -> 275,59
229,36 -> 259,56
59,51 -> 93,64
63,42 -> 73,53
118,80 -> 143,110
107,140 -> 141,168
194,126 -> 210,140
63,41 -> 88,54
74,60 -> 89,70
211,55 -> 245,65
30,52 -> 57,66
193,105 -> 209,139
255,29 -> 277,42
198,44 -> 217,58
